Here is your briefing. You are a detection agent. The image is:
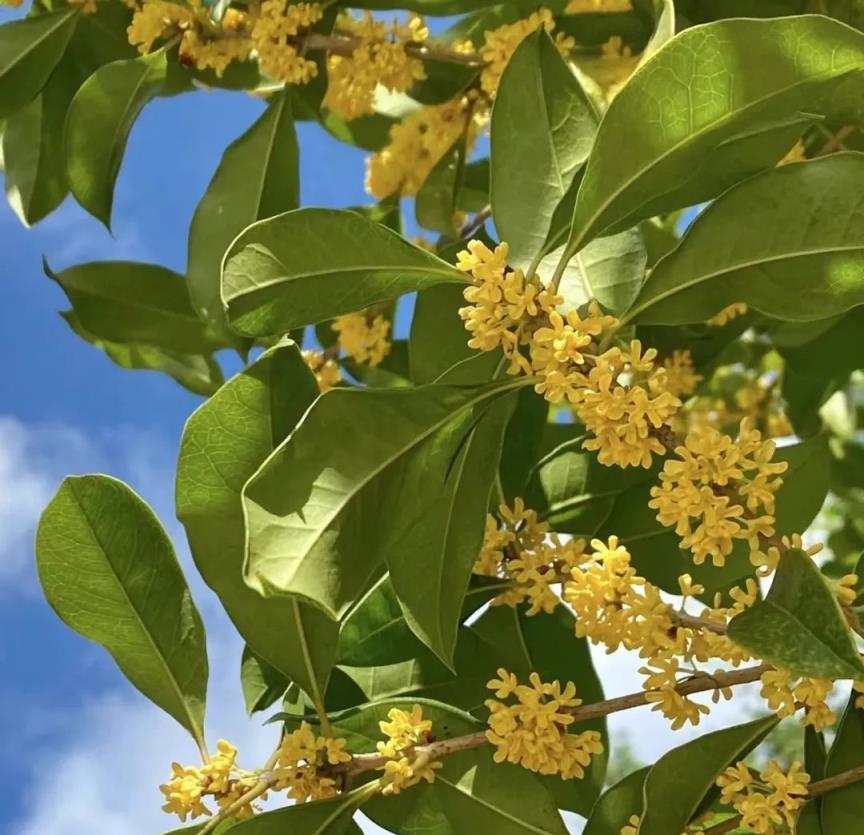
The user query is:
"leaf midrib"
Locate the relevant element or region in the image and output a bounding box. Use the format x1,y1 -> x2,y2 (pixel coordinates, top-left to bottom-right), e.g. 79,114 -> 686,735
0,9 -> 76,83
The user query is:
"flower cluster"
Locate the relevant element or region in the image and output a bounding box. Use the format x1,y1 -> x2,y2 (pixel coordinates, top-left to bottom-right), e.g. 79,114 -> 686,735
708,302 -> 748,327
473,498 -> 587,615
649,421 -> 788,567
565,0 -> 632,11
160,740 -> 263,821
662,350 -> 702,398
324,13 -> 428,120
456,239 -> 682,469
485,669 -> 604,778
716,760 -> 810,834
332,312 -> 392,367
759,668 -> 837,732
376,705 -> 441,795
128,0 -> 324,81
303,349 -> 342,391
272,721 -> 352,802
366,94 -> 481,199
480,9 -> 574,96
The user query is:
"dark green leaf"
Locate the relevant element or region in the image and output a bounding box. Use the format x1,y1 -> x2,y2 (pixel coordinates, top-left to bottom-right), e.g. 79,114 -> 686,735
241,379 -> 525,620
637,715 -> 779,834
728,548 -> 864,679
176,342 -> 338,708
46,260 -> 220,355
60,309 -> 223,397
0,9 -> 78,119
498,387 -> 549,502
222,208 -> 465,336
625,155 -> 864,325
583,768 -> 649,835
773,434 -> 831,536
65,50 -> 174,227
797,726 -> 828,834
241,646 -> 289,716
491,29 -> 596,266
821,694 -> 864,831
416,133 -> 467,236
36,475 -> 208,747
187,91 -> 298,344
567,16 -> 864,251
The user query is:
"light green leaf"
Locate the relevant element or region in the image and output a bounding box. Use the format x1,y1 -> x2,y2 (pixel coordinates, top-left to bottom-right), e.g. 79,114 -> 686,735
176,342 -> 338,708
567,16 -> 864,251
45,260 -> 220,355
222,208 -> 465,336
36,475 -> 208,747
728,548 -> 864,679
821,694 -> 864,831
491,29 -> 597,266
65,50 -> 173,227
416,133 -> 467,236
637,715 -> 778,834
388,397 -> 513,665
188,90 -> 298,344
240,646 -> 289,716
60,309 -> 223,397
625,154 -> 864,325
241,379 -> 525,620
0,9 -> 78,119
583,768 -> 649,835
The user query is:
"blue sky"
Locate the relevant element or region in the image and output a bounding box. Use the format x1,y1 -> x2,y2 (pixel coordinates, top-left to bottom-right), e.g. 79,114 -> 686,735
1,59 -> 765,835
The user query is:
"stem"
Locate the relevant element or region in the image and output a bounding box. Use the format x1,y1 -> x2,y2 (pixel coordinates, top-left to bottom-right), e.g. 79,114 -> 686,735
550,244 -> 574,293
302,32 -> 484,67
816,125 -> 858,156
458,206 -> 492,239
338,663 -> 770,778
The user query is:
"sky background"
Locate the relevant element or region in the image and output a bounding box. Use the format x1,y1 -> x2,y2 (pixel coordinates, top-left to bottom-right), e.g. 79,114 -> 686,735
1,52 -> 770,835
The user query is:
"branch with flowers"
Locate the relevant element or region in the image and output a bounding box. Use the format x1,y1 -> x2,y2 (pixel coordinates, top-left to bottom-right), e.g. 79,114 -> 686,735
8,0 -> 864,832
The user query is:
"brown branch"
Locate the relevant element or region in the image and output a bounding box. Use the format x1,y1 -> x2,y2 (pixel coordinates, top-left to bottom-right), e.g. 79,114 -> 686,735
458,206 -> 492,239
338,663 -> 770,778
816,125 -> 859,156
302,32 -> 484,67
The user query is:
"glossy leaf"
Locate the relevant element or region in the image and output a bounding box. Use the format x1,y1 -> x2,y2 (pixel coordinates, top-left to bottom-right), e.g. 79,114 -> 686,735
46,260 -> 220,355
65,50 -> 174,227
583,768 -> 649,835
797,726 -> 828,834
491,29 -> 597,266
36,475 -> 208,746
821,694 -> 864,831
187,91 -> 298,344
567,16 -> 864,251
626,154 -> 864,325
388,397 -> 514,665
416,134 -> 466,236
637,715 -> 779,833
222,208 -> 465,336
0,9 -> 78,119
242,379 -> 524,620
176,342 -> 338,707
61,309 -> 223,397
241,646 -> 289,716
728,548 -> 864,679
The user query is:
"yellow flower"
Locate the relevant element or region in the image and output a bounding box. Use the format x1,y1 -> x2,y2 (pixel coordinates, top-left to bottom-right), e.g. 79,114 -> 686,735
377,704 -> 434,755
485,670 -> 603,779
708,302 -> 748,327
302,349 -> 342,391
160,763 -> 212,821
717,761 -> 754,805
273,721 -> 351,803
128,0 -> 196,54
662,350 -> 702,398
620,815 -> 641,835
332,312 -> 391,366
566,0 -> 632,11
250,0 -> 323,84
718,759 -> 809,834
376,705 -> 441,794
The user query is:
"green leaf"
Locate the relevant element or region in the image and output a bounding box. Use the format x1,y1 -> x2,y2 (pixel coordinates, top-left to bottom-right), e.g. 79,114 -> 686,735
346,701 -> 569,835
409,283 -> 498,385
60,309 -> 223,397
728,548 -> 864,679
636,715 -> 779,834
176,342 -> 338,708
222,208 -> 466,336
625,154 -> 864,325
240,645 -> 289,716
65,50 -> 173,227
583,768 -> 649,835
36,475 -> 208,747
45,260 -> 221,355
416,133 -> 467,236
388,397 -> 514,665
0,9 -> 78,119
491,29 -> 597,266
567,15 -> 864,251
498,387 -> 550,503
241,379 -> 524,620
187,91 -> 298,344
821,694 -> 864,831
772,434 -> 831,536
797,726 -> 828,834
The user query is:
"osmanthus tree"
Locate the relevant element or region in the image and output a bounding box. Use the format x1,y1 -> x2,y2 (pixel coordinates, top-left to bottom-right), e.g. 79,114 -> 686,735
6,0 -> 864,830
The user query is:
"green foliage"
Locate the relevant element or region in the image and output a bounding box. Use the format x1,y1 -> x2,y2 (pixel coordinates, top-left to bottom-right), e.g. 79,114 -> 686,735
36,475 -> 209,748
821,694 -> 864,829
